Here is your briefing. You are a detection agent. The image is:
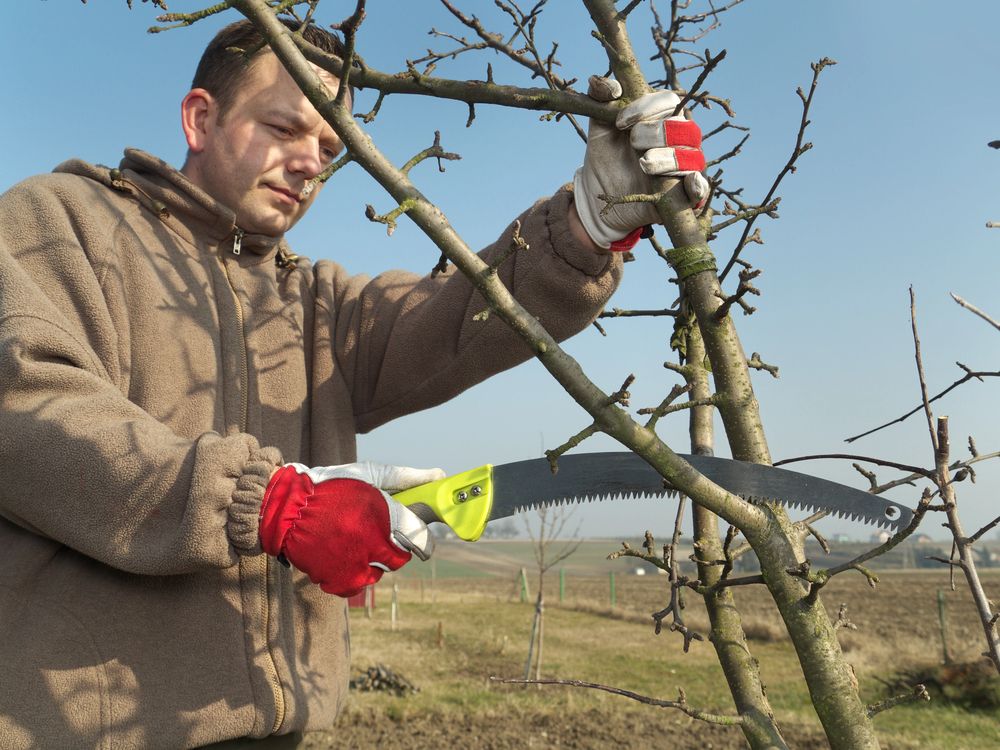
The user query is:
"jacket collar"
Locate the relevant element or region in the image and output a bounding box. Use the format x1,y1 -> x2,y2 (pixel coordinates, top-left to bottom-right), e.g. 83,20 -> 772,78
56,148 -> 283,258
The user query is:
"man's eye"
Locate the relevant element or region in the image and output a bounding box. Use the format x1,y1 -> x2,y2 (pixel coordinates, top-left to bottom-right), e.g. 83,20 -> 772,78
270,124 -> 293,137
321,148 -> 337,164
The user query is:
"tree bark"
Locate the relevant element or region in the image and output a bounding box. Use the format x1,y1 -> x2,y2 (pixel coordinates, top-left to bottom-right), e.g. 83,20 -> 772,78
687,325 -> 788,750
934,417 -> 1000,672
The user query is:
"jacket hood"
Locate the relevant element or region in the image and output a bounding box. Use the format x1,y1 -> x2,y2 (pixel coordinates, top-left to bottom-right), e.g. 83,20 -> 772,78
54,148 -> 282,258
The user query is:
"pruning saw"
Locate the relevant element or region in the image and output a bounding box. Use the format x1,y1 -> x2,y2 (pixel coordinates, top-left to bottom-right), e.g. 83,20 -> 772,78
392,452 -> 913,541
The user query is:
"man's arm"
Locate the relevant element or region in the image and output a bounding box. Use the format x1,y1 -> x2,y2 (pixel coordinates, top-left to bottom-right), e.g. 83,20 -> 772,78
0,176 -> 279,574
315,184 -> 623,435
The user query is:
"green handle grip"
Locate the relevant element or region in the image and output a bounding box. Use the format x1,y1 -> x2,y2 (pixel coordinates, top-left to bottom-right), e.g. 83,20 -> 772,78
392,465 -> 494,542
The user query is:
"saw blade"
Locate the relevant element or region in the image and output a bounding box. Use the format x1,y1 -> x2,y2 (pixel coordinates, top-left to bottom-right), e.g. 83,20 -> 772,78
488,452 -> 913,531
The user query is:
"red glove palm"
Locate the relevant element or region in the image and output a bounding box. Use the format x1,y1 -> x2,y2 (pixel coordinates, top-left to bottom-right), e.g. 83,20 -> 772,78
259,462 -> 442,597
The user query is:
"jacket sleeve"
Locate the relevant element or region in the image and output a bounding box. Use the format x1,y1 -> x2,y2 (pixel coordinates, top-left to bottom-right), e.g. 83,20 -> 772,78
0,176 -> 279,575
316,186 -> 624,433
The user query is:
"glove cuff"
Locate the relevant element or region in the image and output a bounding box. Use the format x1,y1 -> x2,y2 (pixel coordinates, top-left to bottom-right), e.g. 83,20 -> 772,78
573,167 -> 629,250
609,226 -> 647,253
258,464 -> 314,557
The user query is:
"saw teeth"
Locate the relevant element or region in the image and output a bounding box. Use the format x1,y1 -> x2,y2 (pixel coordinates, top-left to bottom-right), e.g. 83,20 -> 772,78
510,487 -> 676,519
502,484 -> 903,532
732,493 -> 891,531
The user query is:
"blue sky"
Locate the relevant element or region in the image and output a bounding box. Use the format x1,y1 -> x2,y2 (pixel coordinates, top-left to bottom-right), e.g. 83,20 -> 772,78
3,1 -> 998,542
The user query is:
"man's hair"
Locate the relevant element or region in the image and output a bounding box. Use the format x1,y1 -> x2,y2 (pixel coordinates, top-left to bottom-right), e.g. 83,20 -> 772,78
191,18 -> 350,119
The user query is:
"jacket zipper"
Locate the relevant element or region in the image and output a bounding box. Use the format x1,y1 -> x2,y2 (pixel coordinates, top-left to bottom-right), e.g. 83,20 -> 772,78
222,240 -> 285,734
222,245 -> 250,433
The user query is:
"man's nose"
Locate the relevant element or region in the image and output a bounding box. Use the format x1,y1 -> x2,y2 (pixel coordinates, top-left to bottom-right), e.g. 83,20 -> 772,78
287,138 -> 324,180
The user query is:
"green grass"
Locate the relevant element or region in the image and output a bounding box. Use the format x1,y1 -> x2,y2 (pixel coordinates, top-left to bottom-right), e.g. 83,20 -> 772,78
872,701 -> 1000,749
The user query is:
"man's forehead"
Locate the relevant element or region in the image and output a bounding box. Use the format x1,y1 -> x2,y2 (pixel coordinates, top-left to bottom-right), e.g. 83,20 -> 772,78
243,53 -> 342,98
310,62 -> 341,93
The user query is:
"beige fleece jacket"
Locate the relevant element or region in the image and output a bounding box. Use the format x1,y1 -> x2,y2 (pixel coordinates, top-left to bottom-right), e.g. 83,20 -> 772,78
0,149 -> 621,748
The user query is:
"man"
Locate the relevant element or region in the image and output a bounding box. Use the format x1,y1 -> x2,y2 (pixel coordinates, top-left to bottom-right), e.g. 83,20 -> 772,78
0,18 -> 705,749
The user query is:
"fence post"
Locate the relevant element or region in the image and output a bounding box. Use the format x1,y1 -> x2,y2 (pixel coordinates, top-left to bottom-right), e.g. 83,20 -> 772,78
937,589 -> 952,664
559,568 -> 565,603
609,571 -> 616,608
431,557 -> 437,604
519,567 -> 530,603
391,583 -> 399,631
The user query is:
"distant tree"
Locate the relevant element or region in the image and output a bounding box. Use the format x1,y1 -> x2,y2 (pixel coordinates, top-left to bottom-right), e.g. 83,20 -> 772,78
523,506 -> 581,682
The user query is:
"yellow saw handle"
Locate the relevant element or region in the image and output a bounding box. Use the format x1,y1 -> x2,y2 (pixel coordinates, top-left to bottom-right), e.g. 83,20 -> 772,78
391,465 -> 494,542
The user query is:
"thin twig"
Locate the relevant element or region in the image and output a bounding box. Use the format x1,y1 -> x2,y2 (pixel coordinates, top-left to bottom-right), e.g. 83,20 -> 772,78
544,424 -> 600,473
969,514 -> 1000,545
489,677 -> 743,726
598,307 -> 680,319
718,58 -> 837,281
951,293 -> 1000,331
438,0 -> 587,140
845,366 -> 1000,443
866,684 -> 930,717
910,287 -> 939,453
772,453 -> 932,478
869,451 -> 1000,495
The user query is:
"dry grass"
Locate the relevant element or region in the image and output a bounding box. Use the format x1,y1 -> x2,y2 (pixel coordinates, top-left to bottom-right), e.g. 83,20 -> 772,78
327,569 -> 1000,748
389,566 -> 1000,669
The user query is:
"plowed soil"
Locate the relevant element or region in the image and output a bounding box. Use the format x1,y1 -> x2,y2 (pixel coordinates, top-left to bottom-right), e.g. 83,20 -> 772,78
310,709 -> 840,749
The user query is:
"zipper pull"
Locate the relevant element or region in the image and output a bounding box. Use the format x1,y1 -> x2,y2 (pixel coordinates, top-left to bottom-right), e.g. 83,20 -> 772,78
232,228 -> 244,256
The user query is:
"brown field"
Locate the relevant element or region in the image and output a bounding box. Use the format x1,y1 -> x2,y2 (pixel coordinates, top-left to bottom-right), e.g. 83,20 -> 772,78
303,549 -> 1000,749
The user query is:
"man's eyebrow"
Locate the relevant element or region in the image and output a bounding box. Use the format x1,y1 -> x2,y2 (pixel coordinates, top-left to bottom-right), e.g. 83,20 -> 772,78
261,109 -> 309,129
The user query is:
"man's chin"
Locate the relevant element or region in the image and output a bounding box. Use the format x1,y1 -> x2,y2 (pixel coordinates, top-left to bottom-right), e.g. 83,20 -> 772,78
241,212 -> 296,238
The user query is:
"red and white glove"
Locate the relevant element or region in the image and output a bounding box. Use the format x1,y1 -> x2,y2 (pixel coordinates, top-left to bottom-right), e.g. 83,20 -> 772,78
259,462 -> 445,598
574,76 -> 710,251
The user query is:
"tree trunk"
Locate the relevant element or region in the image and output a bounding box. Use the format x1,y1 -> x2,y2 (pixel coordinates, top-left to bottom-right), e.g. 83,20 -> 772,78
534,589 -> 546,682
687,325 -> 788,750
582,2 -> 881,745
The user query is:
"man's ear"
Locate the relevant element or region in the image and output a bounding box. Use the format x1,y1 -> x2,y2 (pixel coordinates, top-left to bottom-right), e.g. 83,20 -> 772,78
181,88 -> 216,153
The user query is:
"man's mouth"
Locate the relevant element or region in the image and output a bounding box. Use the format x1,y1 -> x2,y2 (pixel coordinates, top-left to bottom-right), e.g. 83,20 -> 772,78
265,184 -> 302,206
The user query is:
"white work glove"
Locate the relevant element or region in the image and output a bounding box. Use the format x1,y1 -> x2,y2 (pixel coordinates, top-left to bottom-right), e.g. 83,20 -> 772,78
573,76 -> 710,251
259,461 -> 445,597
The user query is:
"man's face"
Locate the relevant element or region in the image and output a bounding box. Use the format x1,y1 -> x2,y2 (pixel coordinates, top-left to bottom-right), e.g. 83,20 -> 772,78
183,53 -> 346,237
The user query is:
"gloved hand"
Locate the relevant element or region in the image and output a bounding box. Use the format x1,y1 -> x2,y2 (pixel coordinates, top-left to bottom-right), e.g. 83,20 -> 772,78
259,461 -> 445,598
573,76 -> 710,251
